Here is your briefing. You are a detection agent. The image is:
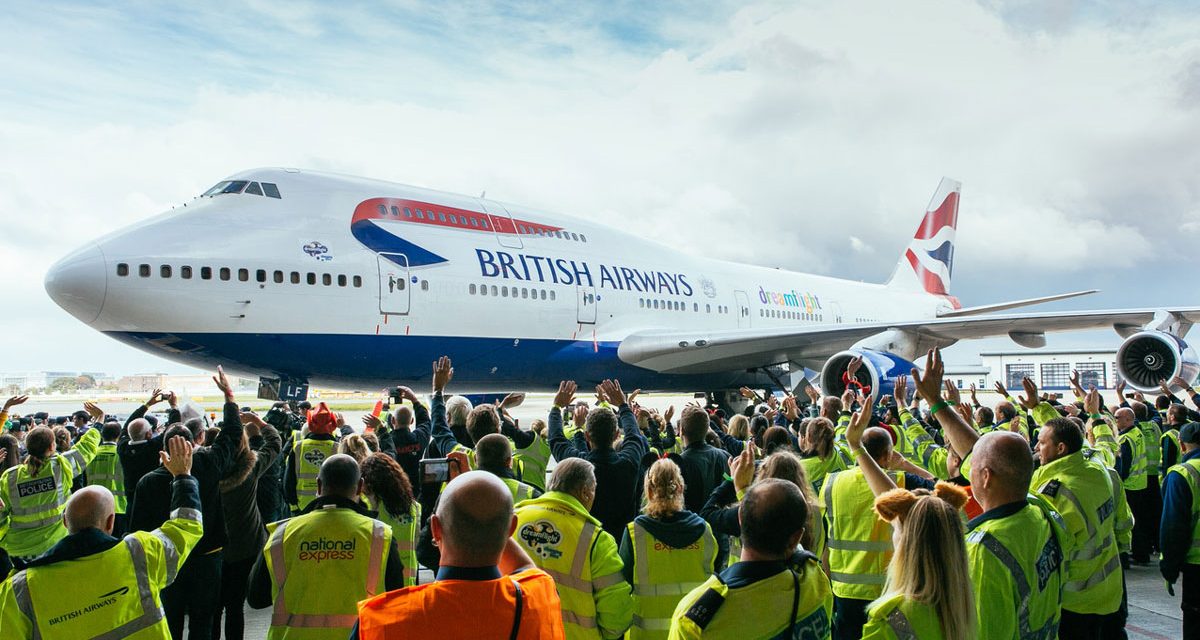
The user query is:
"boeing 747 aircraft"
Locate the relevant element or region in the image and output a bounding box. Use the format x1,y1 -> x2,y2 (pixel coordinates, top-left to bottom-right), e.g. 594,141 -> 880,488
44,169 -> 1200,403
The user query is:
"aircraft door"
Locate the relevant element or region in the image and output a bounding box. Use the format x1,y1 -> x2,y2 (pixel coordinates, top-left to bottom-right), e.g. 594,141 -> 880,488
478,199 -> 524,250
734,290 -> 751,328
577,285 -> 597,324
378,253 -> 411,315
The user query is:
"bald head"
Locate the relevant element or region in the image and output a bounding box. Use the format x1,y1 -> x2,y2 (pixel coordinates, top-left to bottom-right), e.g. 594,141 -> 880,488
392,405 -> 413,429
739,478 -> 808,559
434,471 -> 515,566
972,431 -> 1034,508
65,486 -> 116,534
317,454 -> 362,499
862,427 -> 893,463
1114,407 -> 1135,430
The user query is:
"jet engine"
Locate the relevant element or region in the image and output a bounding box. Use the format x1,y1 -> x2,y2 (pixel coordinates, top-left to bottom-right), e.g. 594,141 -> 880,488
1115,331 -> 1200,392
820,349 -> 918,398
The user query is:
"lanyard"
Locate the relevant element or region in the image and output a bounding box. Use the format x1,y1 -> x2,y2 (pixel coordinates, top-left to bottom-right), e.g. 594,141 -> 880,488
509,578 -> 524,640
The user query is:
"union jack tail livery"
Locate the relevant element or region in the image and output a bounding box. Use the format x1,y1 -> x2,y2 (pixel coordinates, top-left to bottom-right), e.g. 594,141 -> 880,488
886,177 -> 961,307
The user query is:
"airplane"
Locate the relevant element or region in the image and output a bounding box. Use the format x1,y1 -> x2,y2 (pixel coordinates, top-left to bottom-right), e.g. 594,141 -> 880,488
44,168 -> 1200,405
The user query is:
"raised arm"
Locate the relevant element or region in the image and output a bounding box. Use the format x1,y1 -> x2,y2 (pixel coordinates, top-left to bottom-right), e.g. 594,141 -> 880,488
548,381 -> 583,460
912,348 -> 979,459
845,401 -> 898,497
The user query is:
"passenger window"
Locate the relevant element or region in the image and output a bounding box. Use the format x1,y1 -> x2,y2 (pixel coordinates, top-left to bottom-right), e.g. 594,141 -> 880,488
353,276 -> 362,288
397,278 -> 405,290
291,272 -> 300,284
245,182 -> 264,196
449,214 -> 458,224
220,268 -> 231,281
580,234 -> 587,242
377,204 -> 387,216
160,265 -> 172,278
481,219 -> 490,229
639,299 -> 645,308
201,267 -> 212,280
570,233 -> 578,241
404,207 -> 412,218
521,288 -> 528,299
181,266 -> 192,279
391,206 -> 400,216
256,269 -> 267,283
117,263 -> 129,277
238,268 -> 249,282
438,212 -> 446,222
139,264 -> 150,277
322,274 -> 332,286
491,285 -> 498,296
470,284 -> 477,295
540,290 -> 547,300
262,183 -> 281,199
549,290 -> 556,301
415,210 -> 424,220
307,273 -> 316,285
274,271 -> 283,283
502,286 -> 509,297
480,285 -> 488,296
337,275 -> 347,287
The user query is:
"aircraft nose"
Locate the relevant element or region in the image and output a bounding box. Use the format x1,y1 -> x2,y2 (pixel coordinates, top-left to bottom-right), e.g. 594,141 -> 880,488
45,244 -> 107,324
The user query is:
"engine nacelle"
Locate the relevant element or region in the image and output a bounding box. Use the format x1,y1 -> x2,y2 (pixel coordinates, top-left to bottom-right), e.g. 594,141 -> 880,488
1116,331 -> 1200,392
820,349 -> 918,398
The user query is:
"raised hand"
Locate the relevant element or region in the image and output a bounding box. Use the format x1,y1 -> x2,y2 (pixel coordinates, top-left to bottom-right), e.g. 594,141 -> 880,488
1018,377 -> 1040,410
1133,391 -> 1147,404
782,396 -> 799,422
213,366 -> 234,401
911,348 -> 946,405
969,383 -> 979,407
554,381 -> 577,408
943,380 -> 962,405
847,355 -> 863,379
994,380 -> 1009,398
599,379 -> 628,406
894,375 -> 909,407
628,389 -> 642,406
1084,388 -> 1101,416
1172,376 -> 1194,394
1160,379 -> 1173,397
361,414 -> 383,431
3,395 -> 29,412
573,404 -> 589,427
146,388 -> 164,406
500,392 -> 526,409
664,405 -> 675,424
432,356 -> 453,393
166,391 -> 178,409
1115,377 -> 1126,399
804,385 -> 821,404
730,443 -> 756,493
840,388 -> 856,410
846,406 -> 872,451
84,401 -> 105,421
739,386 -> 756,399
159,435 -> 194,477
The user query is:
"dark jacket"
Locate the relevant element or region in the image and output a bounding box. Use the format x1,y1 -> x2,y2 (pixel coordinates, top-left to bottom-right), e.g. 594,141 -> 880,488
220,424 -> 283,562
117,404 -> 179,504
127,401 -> 243,559
1161,448 -> 1200,581
677,441 -> 731,514
384,400 -> 431,491
548,404 -> 648,542
26,474 -> 200,568
618,510 -> 713,583
257,431 -> 290,524
246,495 -> 406,608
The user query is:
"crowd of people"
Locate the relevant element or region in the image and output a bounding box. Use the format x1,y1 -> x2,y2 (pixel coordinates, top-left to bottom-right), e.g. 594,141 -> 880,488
0,348 -> 1198,639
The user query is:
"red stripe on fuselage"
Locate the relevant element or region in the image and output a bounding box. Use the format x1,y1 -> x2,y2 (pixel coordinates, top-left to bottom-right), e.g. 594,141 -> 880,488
351,197 -> 563,236
913,192 -> 959,240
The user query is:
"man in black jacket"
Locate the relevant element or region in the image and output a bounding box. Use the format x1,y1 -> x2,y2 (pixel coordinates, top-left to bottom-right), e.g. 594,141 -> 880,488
116,389 -> 179,505
128,368 -> 243,640
547,378 -> 648,543
363,385 -> 431,495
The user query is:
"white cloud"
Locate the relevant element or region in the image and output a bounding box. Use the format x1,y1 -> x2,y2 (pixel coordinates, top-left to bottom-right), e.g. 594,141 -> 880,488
1,0 -> 1199,373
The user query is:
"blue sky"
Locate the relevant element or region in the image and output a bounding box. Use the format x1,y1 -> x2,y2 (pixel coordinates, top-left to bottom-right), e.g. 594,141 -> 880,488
2,0 -> 1199,376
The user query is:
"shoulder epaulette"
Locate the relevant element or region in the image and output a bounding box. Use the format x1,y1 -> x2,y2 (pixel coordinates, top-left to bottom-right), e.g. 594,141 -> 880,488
684,587 -> 726,630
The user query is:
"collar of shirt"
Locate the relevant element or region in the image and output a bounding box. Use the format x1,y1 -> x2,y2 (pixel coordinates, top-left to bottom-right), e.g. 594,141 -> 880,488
1183,449 -> 1200,463
301,495 -> 375,517
436,565 -> 503,581
718,560 -> 787,588
966,499 -> 1027,532
23,527 -> 120,569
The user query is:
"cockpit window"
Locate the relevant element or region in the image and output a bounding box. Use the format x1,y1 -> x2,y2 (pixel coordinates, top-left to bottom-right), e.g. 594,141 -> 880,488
245,182 -> 263,196
262,182 -> 281,198
202,180 -> 249,196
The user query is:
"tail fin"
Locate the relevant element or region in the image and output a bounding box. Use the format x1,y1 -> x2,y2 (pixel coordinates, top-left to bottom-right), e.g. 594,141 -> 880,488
886,177 -> 961,304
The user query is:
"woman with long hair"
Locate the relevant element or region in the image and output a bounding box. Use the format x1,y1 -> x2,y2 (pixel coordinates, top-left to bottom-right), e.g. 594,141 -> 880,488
337,433 -> 373,466
619,458 -> 717,639
844,405 -> 975,640
361,452 -> 421,586
799,416 -> 846,493
214,413 -> 283,640
0,422 -> 100,560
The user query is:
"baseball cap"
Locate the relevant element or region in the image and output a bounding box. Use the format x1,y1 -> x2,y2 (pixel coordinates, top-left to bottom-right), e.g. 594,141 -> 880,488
1180,422 -> 1200,445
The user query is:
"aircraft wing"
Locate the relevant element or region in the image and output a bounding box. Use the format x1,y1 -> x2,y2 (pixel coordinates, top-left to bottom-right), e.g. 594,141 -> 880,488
617,307 -> 1200,375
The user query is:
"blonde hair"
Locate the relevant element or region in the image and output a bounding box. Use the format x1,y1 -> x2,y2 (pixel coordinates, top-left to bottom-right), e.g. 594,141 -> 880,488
643,459 -> 685,520
728,414 -> 750,441
757,451 -> 819,552
874,483 -> 976,640
337,434 -> 372,466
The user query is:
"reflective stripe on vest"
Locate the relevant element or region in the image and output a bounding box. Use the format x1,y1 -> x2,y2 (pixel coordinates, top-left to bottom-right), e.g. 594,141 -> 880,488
6,458 -> 68,527
268,517 -> 388,629
966,529 -> 1060,640
886,608 -> 918,640
11,535 -> 167,640
1170,461 -> 1200,561
629,522 -> 716,637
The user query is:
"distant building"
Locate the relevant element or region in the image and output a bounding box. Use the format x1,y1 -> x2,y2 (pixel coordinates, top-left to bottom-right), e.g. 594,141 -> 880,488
117,374 -> 168,393
942,348 -> 1118,393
